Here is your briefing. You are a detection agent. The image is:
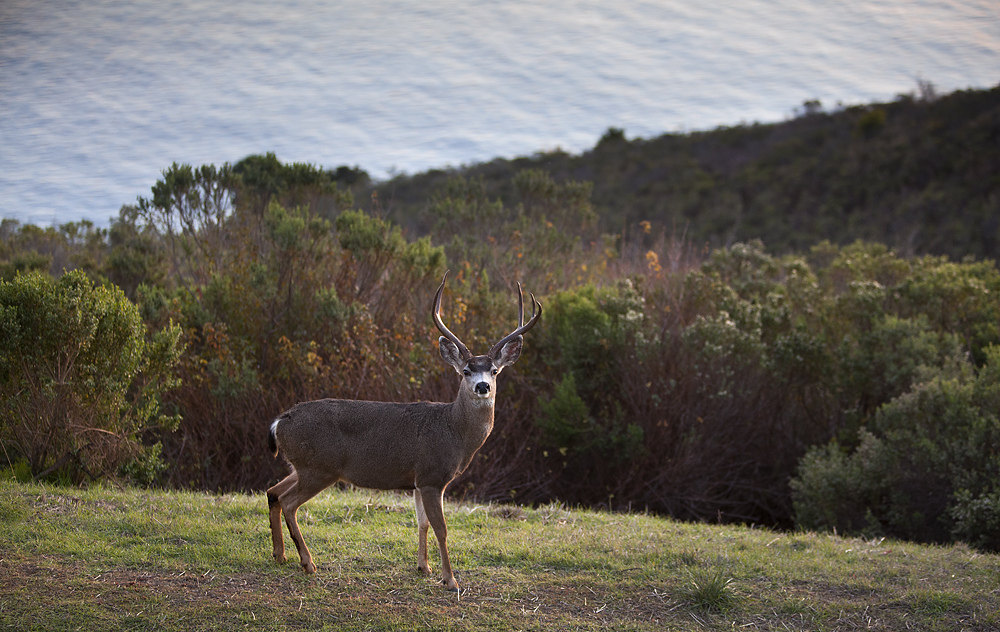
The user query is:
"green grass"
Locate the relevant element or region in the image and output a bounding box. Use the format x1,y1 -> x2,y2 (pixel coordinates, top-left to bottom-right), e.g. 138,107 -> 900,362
1,480 -> 998,631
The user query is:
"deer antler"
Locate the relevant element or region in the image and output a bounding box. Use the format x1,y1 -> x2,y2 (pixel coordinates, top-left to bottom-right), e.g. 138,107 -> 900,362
432,271 -> 472,360
488,281 -> 542,359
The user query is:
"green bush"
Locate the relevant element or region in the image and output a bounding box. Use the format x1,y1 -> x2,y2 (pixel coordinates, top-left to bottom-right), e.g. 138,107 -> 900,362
541,280 -> 645,389
835,314 -> 965,428
0,270 -> 181,483
950,488 -> 1000,552
894,258 -> 1000,364
535,373 -> 593,453
529,281 -> 647,489
792,347 -> 1000,549
790,431 -> 893,537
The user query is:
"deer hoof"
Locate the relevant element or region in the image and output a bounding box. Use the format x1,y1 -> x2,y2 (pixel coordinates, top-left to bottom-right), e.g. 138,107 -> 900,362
273,553 -> 287,564
417,564 -> 431,575
302,561 -> 316,574
444,578 -> 460,592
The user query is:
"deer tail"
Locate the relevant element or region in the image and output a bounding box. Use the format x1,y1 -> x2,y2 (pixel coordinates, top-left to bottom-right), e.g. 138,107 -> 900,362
268,418 -> 281,457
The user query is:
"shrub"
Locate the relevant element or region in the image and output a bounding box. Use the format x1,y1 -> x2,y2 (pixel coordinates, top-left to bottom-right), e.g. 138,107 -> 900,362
0,270 -> 181,483
535,373 -> 592,451
834,314 -> 966,429
893,257 -> 1000,364
950,488 -> 1000,552
792,347 -> 1000,549
856,108 -> 887,138
790,431 -> 893,537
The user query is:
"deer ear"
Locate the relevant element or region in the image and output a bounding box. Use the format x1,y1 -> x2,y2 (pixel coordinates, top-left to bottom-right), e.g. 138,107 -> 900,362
494,335 -> 523,368
438,336 -> 465,371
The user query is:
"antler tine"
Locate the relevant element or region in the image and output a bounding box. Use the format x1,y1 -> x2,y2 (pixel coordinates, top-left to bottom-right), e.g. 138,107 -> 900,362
516,281 -> 524,326
488,282 -> 542,359
432,271 -> 472,360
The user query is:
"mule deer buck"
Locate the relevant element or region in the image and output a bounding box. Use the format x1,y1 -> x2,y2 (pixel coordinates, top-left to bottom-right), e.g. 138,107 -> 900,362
267,272 -> 541,591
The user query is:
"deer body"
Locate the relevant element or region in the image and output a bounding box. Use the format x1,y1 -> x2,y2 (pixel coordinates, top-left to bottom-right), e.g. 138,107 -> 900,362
270,396 -> 493,492
267,274 -> 539,591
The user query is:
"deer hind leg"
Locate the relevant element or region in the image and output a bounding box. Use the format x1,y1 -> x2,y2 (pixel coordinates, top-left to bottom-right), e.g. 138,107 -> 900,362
414,489 -> 431,575
266,473 -> 297,563
418,485 -> 459,592
275,469 -> 330,574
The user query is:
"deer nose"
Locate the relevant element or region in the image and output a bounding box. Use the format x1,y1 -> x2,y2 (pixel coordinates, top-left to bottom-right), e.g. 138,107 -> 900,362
474,381 -> 491,395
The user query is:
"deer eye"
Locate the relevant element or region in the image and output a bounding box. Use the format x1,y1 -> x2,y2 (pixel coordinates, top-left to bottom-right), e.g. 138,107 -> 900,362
463,368 -> 472,376
491,368 -> 498,376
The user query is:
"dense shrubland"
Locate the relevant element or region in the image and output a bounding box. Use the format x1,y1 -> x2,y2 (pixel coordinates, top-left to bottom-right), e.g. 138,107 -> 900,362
2,87 -> 999,550
378,83 -> 1000,261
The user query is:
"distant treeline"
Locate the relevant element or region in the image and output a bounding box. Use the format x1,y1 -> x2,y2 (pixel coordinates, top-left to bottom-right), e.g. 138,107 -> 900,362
1,86 -> 999,551
375,83 -> 1000,261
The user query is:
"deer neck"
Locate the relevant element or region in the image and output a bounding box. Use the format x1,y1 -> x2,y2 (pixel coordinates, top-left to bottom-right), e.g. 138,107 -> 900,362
451,389 -> 496,453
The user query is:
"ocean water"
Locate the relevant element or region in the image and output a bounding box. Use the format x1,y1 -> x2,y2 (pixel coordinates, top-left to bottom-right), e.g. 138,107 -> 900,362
1,0 -> 998,226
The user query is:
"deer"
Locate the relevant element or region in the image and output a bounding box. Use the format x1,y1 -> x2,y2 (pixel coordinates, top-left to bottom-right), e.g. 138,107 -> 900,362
266,272 -> 541,591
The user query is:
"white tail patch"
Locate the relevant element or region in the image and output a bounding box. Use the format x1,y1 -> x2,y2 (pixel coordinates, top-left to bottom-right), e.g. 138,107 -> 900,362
268,418 -> 281,455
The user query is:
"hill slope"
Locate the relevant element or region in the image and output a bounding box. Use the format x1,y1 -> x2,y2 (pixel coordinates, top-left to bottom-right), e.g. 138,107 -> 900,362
376,85 -> 1000,260
2,481 -> 997,631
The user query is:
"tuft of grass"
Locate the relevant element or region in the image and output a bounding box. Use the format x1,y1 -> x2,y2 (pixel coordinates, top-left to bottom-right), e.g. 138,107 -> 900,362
677,569 -> 738,612
1,480 -> 999,631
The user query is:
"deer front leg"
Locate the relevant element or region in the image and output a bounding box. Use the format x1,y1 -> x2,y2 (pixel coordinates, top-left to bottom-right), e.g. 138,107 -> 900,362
414,489 -> 432,575
418,485 -> 459,592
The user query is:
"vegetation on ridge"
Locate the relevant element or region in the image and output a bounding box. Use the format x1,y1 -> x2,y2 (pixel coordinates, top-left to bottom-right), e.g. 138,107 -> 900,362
376,83 -> 1000,261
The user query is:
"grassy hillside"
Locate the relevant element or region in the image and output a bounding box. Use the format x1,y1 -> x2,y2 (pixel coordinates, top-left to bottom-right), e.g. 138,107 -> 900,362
1,481 -> 997,631
376,84 -> 1000,260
